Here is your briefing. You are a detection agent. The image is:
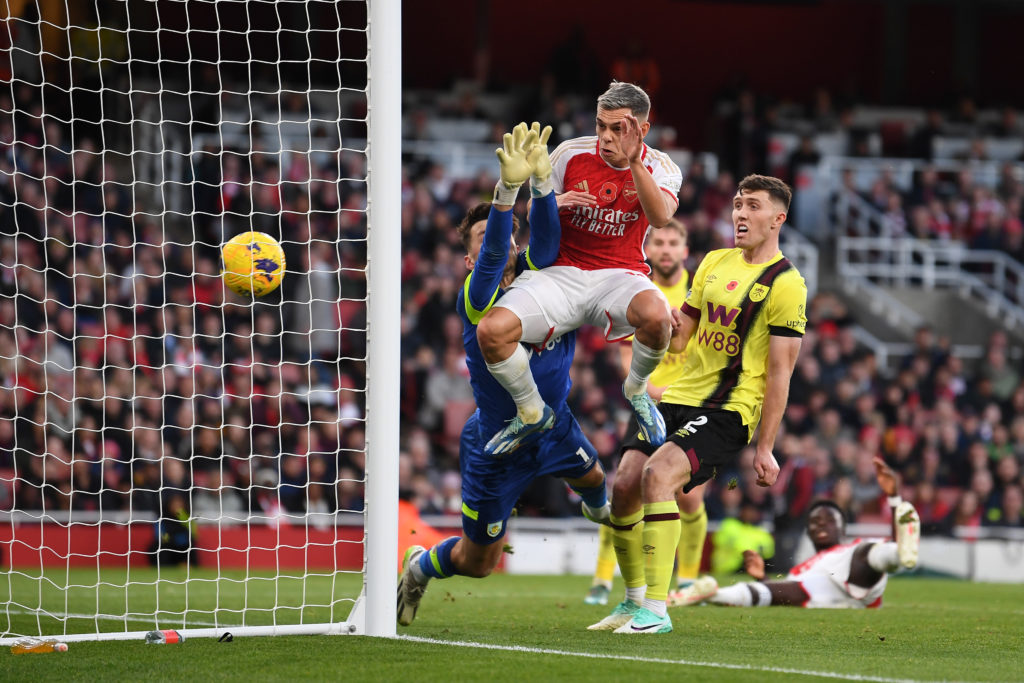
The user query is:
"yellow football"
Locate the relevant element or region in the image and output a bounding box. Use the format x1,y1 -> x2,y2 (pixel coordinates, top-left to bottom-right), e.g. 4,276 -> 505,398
221,231 -> 286,297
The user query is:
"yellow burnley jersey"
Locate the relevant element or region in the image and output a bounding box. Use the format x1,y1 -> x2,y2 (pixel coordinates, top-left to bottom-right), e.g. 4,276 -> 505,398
648,273 -> 689,389
661,248 -> 807,439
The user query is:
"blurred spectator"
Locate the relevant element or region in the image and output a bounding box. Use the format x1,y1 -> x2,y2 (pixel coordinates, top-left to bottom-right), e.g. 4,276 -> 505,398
940,490 -> 983,539
328,466 -> 358,511
910,481 -> 952,534
909,109 -> 945,159
192,470 -> 247,519
418,347 -> 473,440
150,492 -> 198,567
849,453 -> 883,518
711,499 -> 775,575
786,134 -> 821,186
985,484 -> 1023,528
278,454 -> 308,514
771,436 -> 816,571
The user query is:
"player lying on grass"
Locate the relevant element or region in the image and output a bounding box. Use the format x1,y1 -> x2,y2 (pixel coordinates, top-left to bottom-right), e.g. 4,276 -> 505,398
398,123 -> 612,627
672,456 -> 921,608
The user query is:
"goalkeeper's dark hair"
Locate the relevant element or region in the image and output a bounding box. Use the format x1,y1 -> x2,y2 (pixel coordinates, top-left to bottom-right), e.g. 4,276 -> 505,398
598,81 -> 651,118
457,202 -> 520,252
738,174 -> 792,212
807,499 -> 846,533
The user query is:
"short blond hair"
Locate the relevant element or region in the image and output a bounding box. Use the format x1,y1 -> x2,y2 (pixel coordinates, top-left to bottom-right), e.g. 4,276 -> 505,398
597,81 -> 651,118
653,218 -> 687,243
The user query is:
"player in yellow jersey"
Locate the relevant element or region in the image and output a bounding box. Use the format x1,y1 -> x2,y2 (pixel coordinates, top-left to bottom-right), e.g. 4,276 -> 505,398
610,174 -> 807,634
584,220 -> 710,609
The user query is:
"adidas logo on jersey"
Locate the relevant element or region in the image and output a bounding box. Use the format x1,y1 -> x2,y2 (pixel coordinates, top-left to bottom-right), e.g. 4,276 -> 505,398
573,180 -> 590,192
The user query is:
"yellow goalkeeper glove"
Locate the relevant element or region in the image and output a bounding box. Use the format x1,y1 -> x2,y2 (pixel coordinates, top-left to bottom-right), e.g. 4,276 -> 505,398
526,122 -> 554,197
494,122 -> 539,205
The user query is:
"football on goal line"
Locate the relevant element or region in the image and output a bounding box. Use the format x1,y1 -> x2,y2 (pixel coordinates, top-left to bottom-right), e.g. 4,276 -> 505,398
221,231 -> 286,297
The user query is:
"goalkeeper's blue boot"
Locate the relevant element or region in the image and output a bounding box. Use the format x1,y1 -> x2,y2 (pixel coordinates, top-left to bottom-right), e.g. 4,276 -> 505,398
484,405 -> 555,457
613,607 -> 673,634
625,389 -> 666,447
587,599 -> 641,631
397,545 -> 427,627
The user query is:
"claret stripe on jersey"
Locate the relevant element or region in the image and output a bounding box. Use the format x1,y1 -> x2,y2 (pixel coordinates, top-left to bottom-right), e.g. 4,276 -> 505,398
705,258 -> 793,407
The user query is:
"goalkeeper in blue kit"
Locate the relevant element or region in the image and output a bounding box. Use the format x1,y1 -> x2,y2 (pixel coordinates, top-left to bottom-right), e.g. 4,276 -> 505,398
397,123 -> 612,626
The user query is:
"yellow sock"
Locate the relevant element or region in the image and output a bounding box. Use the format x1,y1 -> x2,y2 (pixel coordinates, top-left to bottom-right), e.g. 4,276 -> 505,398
675,502 -> 708,584
641,501 -> 681,602
594,524 -> 616,585
610,509 -> 645,589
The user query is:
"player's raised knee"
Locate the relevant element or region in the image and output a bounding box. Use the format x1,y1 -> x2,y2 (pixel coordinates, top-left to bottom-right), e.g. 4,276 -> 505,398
629,291 -> 672,339
476,308 -> 521,355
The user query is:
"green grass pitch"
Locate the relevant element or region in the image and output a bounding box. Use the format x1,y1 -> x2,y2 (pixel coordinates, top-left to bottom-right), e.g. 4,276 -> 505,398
2,570 -> 1022,682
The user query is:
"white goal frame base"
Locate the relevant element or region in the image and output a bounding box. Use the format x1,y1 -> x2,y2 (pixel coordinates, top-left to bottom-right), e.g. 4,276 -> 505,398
0,594 -> 367,645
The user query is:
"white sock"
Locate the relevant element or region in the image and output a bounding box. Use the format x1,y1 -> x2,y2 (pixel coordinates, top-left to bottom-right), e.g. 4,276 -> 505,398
708,582 -> 771,606
486,344 -> 545,423
641,598 -> 667,617
748,582 -> 772,606
709,583 -> 751,606
409,558 -> 429,585
625,586 -> 645,604
623,339 -> 667,398
867,542 -> 900,572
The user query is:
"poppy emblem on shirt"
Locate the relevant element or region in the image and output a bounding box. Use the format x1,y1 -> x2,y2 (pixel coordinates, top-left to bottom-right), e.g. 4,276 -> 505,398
623,181 -> 638,203
726,280 -> 739,291
599,181 -> 618,203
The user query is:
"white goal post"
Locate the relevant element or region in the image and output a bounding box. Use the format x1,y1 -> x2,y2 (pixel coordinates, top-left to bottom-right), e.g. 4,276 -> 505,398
0,0 -> 399,642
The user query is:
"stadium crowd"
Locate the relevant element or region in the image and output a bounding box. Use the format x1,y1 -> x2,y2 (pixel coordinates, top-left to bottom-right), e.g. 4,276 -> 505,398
0,80 -> 371,521
1,77 -> 1023,546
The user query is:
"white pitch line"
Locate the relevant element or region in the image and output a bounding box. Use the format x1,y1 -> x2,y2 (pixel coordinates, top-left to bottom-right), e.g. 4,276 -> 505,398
399,635 -> 952,683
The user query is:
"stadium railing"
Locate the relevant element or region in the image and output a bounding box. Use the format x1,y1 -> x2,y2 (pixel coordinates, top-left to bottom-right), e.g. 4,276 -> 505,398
847,325 -> 1000,372
838,236 -> 1024,333
780,228 -> 819,298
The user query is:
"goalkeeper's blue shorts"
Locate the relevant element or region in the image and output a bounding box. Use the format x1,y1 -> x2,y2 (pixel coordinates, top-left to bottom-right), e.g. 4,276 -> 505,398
458,405 -> 598,545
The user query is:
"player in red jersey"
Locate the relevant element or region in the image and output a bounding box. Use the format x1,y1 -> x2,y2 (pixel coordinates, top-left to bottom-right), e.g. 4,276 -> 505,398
672,457 -> 921,609
476,81 -> 682,458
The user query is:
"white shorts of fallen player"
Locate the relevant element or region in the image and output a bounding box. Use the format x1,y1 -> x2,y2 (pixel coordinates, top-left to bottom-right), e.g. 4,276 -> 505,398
796,572 -> 888,608
493,266 -> 664,347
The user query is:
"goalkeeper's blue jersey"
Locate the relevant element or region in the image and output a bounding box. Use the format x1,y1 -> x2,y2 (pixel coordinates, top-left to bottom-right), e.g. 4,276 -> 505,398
457,293 -> 575,438
456,198 -> 575,437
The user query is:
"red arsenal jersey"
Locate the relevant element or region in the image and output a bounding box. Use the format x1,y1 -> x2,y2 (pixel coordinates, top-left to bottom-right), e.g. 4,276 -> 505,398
550,136 -> 682,273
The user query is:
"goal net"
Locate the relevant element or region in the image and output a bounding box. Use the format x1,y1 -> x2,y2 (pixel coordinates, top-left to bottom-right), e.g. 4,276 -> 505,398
0,0 -> 399,642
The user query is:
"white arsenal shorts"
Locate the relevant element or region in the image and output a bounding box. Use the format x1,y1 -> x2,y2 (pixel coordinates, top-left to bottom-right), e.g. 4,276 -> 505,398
494,266 -> 664,345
